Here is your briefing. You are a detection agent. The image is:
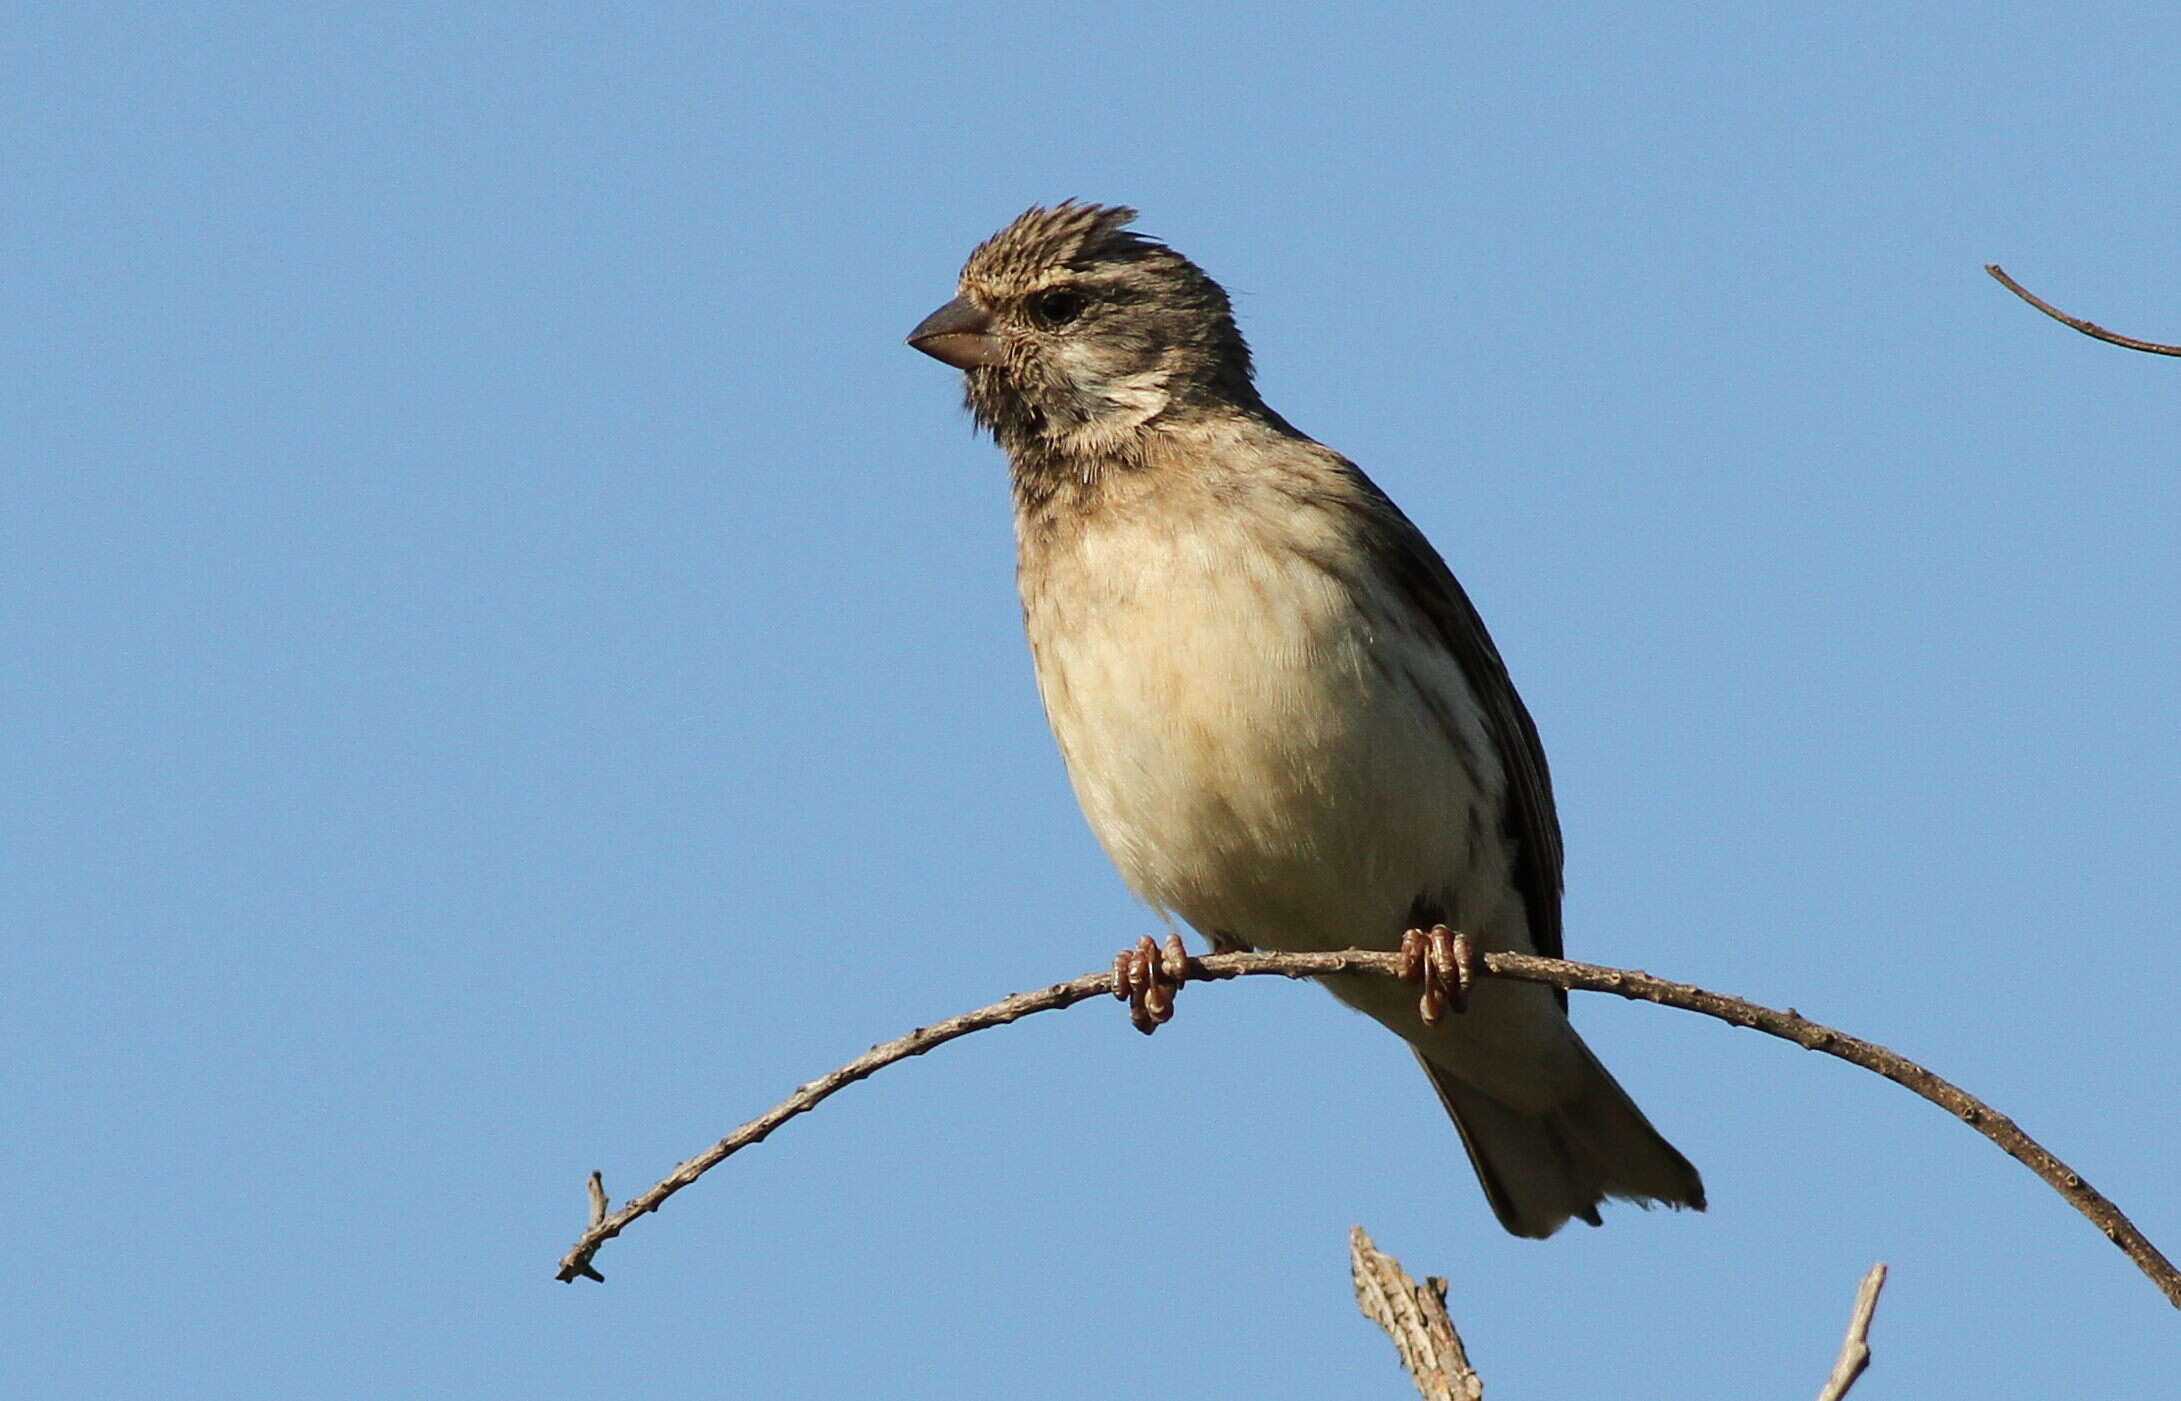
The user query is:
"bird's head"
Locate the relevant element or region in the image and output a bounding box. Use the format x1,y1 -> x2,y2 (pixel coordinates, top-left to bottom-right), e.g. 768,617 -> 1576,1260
907,203 -> 1257,455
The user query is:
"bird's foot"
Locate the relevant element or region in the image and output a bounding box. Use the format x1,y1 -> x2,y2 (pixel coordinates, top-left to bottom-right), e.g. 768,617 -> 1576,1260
1399,925 -> 1477,1027
1112,934 -> 1190,1035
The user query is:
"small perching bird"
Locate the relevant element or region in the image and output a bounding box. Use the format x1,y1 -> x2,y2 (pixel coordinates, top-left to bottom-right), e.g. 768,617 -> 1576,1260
907,203 -> 1703,1237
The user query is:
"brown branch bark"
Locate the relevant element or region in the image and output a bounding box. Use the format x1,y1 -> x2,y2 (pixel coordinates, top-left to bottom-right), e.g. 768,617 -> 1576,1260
554,947 -> 2181,1313
1351,1226 -> 1484,1400
1985,264 -> 2181,356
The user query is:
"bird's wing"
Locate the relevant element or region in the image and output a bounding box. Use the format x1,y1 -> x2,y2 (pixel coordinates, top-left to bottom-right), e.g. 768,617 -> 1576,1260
1350,468 -> 1567,971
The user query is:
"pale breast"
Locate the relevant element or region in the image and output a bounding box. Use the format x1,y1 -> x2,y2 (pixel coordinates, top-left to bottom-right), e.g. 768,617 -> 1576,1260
1019,482 -> 1512,953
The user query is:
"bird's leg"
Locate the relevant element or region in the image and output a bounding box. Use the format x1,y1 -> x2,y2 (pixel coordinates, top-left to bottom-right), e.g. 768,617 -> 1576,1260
1399,925 -> 1477,1027
1112,933 -> 1190,1035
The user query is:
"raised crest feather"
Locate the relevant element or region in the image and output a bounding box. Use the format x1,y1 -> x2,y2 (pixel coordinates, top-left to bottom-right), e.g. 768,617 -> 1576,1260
964,202 -> 1147,284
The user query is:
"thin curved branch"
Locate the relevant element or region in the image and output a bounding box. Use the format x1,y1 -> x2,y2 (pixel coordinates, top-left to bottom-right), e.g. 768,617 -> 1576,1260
1985,264 -> 2181,356
555,947 -> 2180,1311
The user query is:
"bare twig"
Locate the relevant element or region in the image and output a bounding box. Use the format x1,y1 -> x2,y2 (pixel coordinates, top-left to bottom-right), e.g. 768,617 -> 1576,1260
555,947 -> 2181,1311
1985,264 -> 2181,356
1350,1229 -> 1888,1401
1815,1263 -> 1889,1401
1350,1226 -> 1483,1401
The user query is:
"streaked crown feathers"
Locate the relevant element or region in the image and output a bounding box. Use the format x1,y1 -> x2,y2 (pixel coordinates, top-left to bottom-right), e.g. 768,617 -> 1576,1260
961,201 -> 1155,287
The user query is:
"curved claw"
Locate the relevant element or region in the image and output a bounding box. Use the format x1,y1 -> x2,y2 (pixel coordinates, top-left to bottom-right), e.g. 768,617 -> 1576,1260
1401,925 -> 1477,1027
1114,934 -> 1190,1034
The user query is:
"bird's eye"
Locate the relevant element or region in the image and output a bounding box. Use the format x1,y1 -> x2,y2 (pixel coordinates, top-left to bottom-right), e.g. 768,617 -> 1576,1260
1029,288 -> 1086,327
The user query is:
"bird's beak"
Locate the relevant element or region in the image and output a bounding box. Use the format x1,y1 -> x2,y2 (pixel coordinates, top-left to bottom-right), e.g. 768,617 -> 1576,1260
906,297 -> 1003,369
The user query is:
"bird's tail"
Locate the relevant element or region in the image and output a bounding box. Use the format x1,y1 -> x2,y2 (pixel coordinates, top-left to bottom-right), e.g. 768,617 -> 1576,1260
1414,1038 -> 1705,1239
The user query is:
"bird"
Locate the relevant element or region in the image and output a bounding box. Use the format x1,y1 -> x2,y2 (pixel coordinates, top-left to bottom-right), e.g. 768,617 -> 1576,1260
906,202 -> 1703,1237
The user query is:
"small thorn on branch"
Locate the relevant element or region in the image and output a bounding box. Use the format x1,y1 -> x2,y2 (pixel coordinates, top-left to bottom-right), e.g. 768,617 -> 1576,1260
557,1173 -> 611,1282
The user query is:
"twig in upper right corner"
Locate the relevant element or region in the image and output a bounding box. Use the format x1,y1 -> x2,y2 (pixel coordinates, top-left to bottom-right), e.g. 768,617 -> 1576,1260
1985,265 -> 2181,356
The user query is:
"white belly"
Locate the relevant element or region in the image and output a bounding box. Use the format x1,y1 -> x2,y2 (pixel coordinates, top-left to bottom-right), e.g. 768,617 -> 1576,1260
1022,506 -> 1514,954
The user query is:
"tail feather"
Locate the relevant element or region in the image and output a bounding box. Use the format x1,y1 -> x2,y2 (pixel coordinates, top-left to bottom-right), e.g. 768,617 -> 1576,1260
1414,1043 -> 1705,1239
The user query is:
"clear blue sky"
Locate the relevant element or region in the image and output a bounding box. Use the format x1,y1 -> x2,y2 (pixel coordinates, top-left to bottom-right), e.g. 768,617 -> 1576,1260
10,4 -> 2179,1396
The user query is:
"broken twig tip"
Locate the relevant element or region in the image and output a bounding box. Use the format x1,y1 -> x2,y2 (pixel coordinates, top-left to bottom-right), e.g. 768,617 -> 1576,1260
1815,1262 -> 1889,1401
